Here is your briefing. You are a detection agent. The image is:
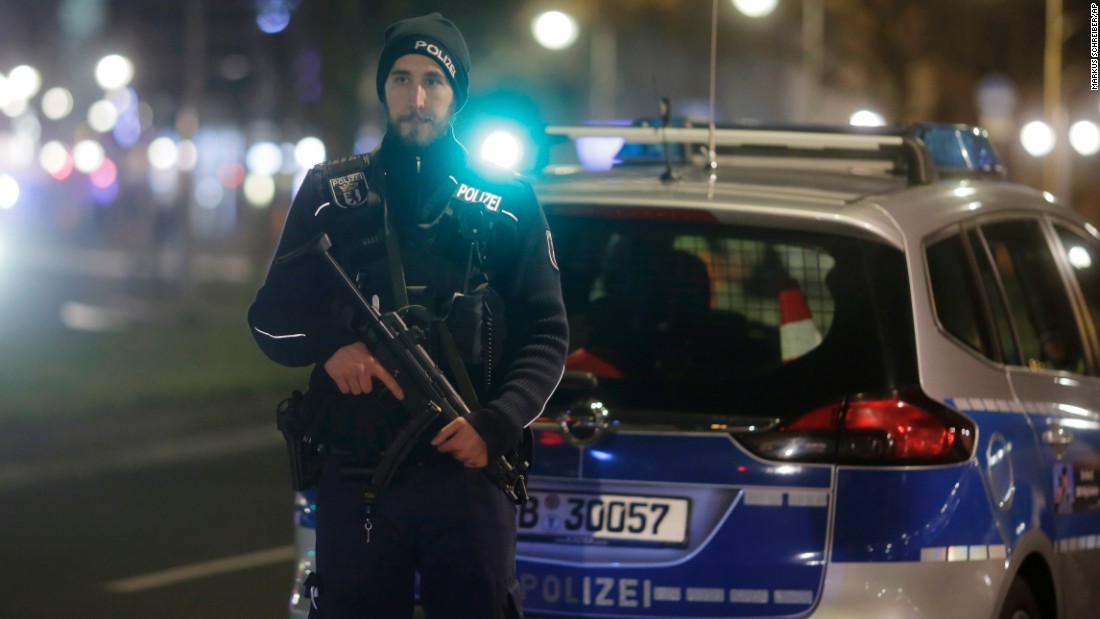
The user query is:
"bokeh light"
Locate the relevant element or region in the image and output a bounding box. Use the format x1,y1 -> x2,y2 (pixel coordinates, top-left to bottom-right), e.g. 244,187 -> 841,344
849,110 -> 887,127
243,173 -> 276,207
294,136 -> 326,169
219,161 -> 246,188
0,174 -> 19,209
110,85 -> 135,108
177,139 -> 199,172
2,97 -> 28,118
88,99 -> 119,133
89,158 -> 118,189
1068,246 -> 1093,269
147,136 -> 179,170
195,177 -> 225,209
732,0 -> 779,18
1069,120 -> 1100,157
1020,120 -> 1056,157
532,11 -> 579,50
40,141 -> 74,180
95,54 -> 135,91
7,65 -> 42,100
246,141 -> 283,176
1,131 -> 36,169
90,178 -> 119,205
41,87 -> 74,120
480,130 -> 523,170
73,140 -> 106,173
257,0 -> 293,34
576,137 -> 625,171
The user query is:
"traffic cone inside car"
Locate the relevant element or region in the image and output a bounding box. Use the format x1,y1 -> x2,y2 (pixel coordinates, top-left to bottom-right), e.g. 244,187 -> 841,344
779,281 -> 822,362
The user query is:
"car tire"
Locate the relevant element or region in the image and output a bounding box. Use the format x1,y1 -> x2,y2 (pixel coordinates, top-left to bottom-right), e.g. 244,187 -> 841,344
998,576 -> 1041,619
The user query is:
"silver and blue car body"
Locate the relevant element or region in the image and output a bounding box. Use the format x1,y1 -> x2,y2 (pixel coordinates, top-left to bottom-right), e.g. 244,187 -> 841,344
290,124 -> 1100,619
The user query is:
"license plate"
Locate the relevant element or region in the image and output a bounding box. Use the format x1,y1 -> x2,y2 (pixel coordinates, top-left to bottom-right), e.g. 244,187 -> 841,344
517,490 -> 691,547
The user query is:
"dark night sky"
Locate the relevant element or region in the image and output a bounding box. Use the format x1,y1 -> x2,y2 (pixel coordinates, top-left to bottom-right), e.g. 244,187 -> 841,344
0,0 -> 1097,215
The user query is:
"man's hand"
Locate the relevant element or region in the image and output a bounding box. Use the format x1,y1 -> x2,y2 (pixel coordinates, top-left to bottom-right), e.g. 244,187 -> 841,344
323,342 -> 405,399
431,418 -> 489,468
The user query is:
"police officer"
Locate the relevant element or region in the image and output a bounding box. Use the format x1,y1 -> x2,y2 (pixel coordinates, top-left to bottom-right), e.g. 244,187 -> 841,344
248,12 -> 568,619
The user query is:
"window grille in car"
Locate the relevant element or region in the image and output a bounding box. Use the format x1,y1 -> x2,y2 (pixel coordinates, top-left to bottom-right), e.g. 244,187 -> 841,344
548,205 -> 916,417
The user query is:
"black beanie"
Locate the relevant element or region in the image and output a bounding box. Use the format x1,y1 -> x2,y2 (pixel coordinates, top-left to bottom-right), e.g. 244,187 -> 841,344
376,13 -> 471,111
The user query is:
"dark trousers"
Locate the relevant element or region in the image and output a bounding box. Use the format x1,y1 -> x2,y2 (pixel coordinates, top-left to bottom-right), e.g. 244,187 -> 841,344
310,455 -> 523,619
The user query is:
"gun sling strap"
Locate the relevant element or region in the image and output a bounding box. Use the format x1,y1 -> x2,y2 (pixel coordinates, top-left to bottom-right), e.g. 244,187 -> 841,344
383,197 -> 483,412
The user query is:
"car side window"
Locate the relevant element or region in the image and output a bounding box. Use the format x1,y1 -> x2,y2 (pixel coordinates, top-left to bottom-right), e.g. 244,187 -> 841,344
967,229 -> 1021,365
926,233 -> 994,359
980,219 -> 1086,374
1054,224 -> 1100,375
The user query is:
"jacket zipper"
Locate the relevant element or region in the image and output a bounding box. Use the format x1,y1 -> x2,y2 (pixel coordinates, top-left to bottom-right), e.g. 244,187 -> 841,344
415,156 -> 422,212
484,301 -> 494,394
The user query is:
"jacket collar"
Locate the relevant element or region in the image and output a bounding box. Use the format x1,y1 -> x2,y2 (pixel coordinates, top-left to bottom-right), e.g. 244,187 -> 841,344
379,129 -> 468,226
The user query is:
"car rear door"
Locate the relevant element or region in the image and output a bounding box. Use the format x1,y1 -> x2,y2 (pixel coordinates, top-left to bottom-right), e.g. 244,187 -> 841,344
515,203 -> 914,618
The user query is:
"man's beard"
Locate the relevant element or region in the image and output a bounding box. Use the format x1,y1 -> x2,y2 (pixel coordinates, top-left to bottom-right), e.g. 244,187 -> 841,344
386,106 -> 452,149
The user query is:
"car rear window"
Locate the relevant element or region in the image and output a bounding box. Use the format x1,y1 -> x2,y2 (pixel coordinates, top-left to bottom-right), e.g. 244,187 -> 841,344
547,205 -> 917,418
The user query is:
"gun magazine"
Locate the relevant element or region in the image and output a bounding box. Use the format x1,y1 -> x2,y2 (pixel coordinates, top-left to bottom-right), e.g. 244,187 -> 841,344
370,406 -> 441,488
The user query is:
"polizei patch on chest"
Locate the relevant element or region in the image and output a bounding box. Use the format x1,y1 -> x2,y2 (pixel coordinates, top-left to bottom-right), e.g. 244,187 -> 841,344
453,182 -> 503,212
329,172 -> 370,208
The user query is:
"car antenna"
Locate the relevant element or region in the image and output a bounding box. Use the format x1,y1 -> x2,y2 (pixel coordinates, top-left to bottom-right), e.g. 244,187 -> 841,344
706,0 -> 719,174
653,77 -> 679,183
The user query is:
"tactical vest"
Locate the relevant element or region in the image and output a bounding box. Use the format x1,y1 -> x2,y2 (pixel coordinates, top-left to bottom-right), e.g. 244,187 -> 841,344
308,150 -> 519,464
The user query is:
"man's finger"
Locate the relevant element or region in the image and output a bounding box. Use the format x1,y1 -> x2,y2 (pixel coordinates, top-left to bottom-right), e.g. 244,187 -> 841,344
376,369 -> 404,400
431,419 -> 462,446
357,374 -> 373,395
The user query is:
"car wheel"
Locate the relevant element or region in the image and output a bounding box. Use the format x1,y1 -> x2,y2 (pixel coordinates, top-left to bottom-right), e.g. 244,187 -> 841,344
998,576 -> 1041,619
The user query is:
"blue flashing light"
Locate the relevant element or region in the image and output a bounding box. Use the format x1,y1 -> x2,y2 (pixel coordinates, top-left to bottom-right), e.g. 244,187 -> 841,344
480,130 -> 524,171
912,124 -> 1005,179
575,137 -> 624,171
257,0 -> 294,34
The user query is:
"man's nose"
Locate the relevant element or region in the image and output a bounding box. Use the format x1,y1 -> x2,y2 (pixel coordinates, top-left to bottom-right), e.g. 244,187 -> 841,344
411,84 -> 427,109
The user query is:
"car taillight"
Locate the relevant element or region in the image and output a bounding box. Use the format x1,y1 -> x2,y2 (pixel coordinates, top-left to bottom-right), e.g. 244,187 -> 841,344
737,389 -> 975,465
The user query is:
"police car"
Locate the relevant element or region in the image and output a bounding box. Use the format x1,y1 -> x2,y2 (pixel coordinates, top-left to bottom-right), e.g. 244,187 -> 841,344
290,122 -> 1100,619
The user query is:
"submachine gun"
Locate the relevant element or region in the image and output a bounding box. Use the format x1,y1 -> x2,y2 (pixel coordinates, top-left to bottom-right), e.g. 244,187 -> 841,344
280,233 -> 530,506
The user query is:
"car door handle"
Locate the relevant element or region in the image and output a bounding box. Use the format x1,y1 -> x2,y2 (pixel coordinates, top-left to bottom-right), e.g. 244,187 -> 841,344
1043,426 -> 1075,448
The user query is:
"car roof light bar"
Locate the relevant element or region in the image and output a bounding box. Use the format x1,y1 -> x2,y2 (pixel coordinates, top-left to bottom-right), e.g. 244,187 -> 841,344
545,125 -> 937,185
547,126 -> 904,151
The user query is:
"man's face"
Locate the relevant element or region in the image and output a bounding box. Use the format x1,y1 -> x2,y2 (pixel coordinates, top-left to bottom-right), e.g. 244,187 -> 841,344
384,54 -> 455,148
